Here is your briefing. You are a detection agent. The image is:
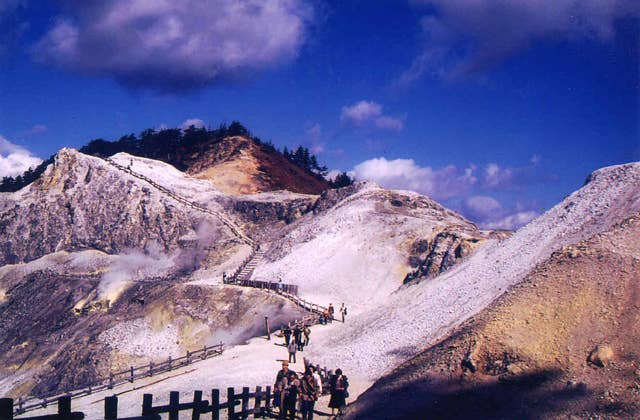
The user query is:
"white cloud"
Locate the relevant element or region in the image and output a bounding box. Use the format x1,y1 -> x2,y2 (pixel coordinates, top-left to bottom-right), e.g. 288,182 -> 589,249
461,195 -> 539,230
21,124 -> 47,137
402,0 -> 640,83
352,156 -> 542,230
353,157 -> 476,200
462,195 -> 502,221
483,163 -> 514,189
0,135 -> 43,178
181,118 -> 205,130
482,210 -> 539,231
31,0 -> 314,91
341,100 -> 404,132
374,115 -> 404,131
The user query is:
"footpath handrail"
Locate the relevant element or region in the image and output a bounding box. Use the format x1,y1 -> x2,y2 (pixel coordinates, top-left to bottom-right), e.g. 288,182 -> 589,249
104,158 -> 255,248
11,343 -> 224,416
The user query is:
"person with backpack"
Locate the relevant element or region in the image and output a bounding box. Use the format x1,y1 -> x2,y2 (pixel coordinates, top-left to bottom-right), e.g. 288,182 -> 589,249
340,304 -> 347,322
299,368 -> 319,420
273,363 -> 289,417
283,371 -> 300,419
283,324 -> 292,346
328,368 -> 349,417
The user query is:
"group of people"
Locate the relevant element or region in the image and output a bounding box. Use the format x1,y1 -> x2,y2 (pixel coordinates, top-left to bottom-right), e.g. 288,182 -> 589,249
318,303 -> 348,324
274,361 -> 349,419
282,323 -> 311,363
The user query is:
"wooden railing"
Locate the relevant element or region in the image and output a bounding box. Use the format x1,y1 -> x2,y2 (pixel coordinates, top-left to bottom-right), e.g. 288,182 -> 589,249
2,363 -> 341,420
3,386 -> 276,420
11,344 -> 224,416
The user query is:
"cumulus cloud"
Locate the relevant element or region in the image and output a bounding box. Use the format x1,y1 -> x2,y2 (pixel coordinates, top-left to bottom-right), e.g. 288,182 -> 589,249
31,0 -> 313,91
181,118 -> 205,130
401,0 -> 640,83
481,157 -> 552,190
353,157 -> 476,200
461,195 -> 539,230
482,210 -> 539,231
341,100 -> 404,132
462,195 -> 502,221
352,155 -> 547,230
0,135 -> 43,178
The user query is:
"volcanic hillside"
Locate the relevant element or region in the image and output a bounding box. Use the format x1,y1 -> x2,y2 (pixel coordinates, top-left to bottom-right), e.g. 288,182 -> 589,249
0,147 -> 487,400
78,123 -> 329,195
348,213 -> 640,419
187,135 -> 329,195
306,162 -> 640,389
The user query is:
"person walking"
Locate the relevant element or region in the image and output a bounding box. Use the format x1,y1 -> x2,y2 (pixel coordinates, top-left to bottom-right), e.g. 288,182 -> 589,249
329,368 -> 349,417
300,368 -> 319,420
288,339 -> 297,364
340,304 -> 347,322
303,325 -> 311,346
283,372 -> 300,420
274,362 -> 290,417
295,325 -> 304,351
328,303 -> 335,323
310,365 -> 323,395
283,324 -> 292,346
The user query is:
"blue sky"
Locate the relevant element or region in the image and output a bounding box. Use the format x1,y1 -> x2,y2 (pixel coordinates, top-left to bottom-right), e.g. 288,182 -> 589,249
0,0 -> 638,229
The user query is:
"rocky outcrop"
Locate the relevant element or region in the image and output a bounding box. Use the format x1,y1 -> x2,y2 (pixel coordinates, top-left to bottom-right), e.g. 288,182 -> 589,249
232,194 -> 317,227
403,230 -> 485,283
0,149 -> 235,265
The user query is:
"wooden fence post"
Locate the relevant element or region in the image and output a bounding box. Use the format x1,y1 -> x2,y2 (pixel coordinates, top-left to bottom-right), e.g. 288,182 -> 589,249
265,386 -> 272,411
191,390 -> 202,420
0,398 -> 13,420
227,387 -> 235,419
149,361 -> 154,377
17,396 -> 23,413
58,395 -> 71,415
211,389 -> 220,420
108,373 -> 114,389
265,316 -> 271,340
168,356 -> 172,371
241,387 -> 250,415
130,366 -> 134,383
254,386 -> 262,416
105,395 -> 118,420
169,391 -> 179,420
186,350 -> 191,365
142,394 -> 153,416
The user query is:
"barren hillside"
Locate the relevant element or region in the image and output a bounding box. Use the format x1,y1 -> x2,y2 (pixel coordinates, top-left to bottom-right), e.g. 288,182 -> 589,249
308,162 -> 640,385
348,213 -> 640,419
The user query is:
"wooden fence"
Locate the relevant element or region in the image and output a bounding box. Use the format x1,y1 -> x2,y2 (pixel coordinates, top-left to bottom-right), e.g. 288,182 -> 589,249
2,386 -> 276,420
2,366 -> 338,420
11,344 -> 224,416
232,279 -> 299,296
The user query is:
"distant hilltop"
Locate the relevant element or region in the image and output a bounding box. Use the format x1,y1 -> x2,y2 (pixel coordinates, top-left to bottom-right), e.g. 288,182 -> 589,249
0,121 -> 354,194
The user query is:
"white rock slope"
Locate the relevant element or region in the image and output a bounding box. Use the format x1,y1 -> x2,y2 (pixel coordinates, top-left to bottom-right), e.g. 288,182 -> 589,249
309,162 -> 640,381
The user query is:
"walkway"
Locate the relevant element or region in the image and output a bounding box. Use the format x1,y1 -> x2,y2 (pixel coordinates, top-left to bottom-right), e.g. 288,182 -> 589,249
105,158 -> 255,247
